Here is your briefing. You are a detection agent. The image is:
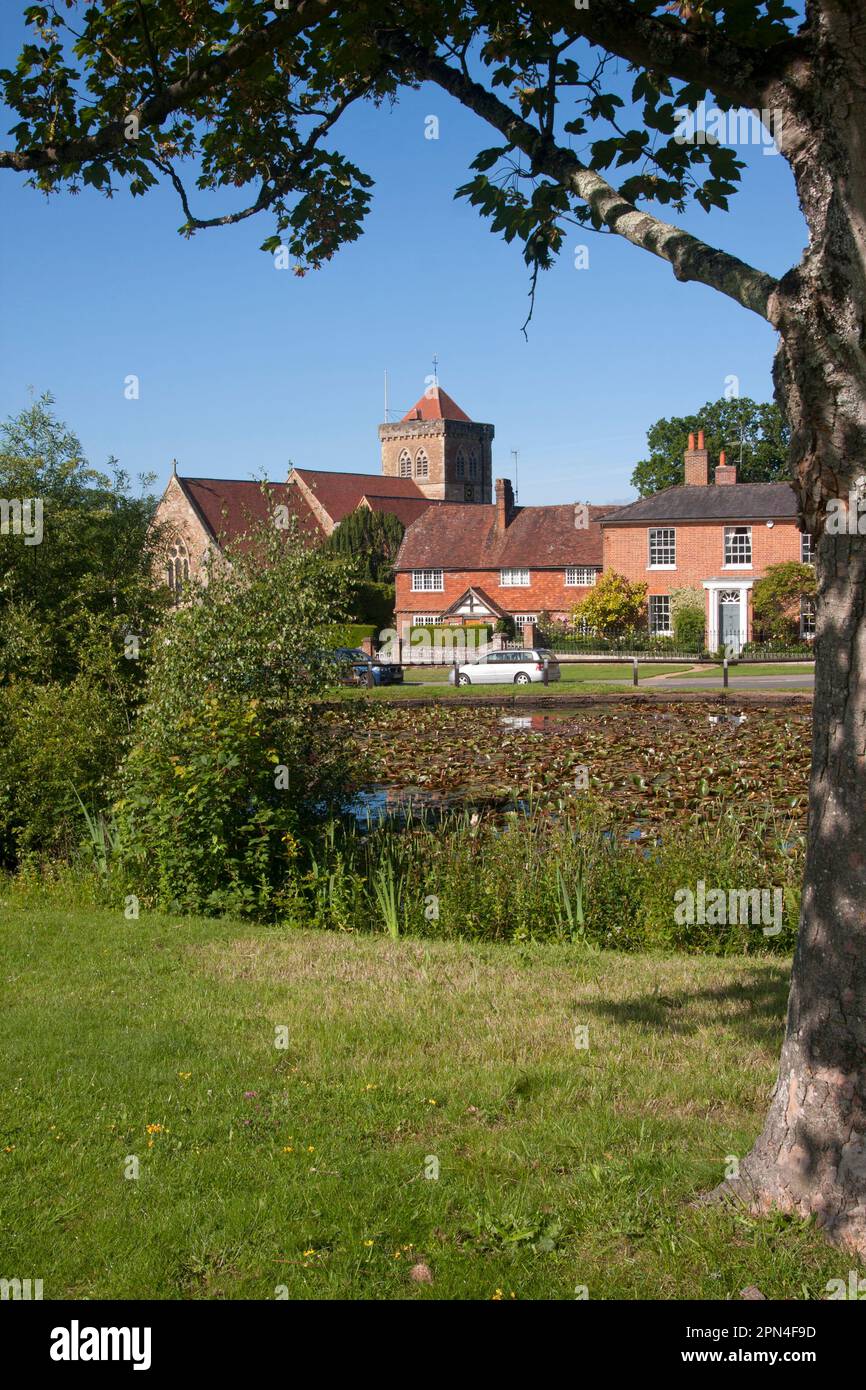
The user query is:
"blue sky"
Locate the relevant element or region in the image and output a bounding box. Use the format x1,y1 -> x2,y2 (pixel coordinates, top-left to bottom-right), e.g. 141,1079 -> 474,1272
0,19 -> 806,505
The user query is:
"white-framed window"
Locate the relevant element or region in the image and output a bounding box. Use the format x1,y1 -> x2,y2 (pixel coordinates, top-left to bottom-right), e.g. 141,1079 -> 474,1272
648,594 -> 672,635
801,531 -> 814,564
565,566 -> 599,586
455,450 -> 465,480
412,615 -> 444,625
800,597 -> 816,639
398,449 -> 412,478
415,449 -> 429,479
411,569 -> 444,592
513,613 -> 538,627
648,527 -> 676,567
724,525 -> 752,566
500,567 -> 530,586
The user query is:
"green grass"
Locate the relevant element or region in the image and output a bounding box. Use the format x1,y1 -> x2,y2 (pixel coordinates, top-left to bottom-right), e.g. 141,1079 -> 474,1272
678,664 -> 815,679
336,663 -> 695,700
0,898 -> 842,1300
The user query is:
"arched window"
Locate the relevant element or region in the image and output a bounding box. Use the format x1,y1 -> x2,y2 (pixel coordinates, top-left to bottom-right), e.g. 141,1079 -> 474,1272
167,541 -> 190,601
398,449 -> 412,478
415,449 -> 429,479
455,449 -> 466,480
467,451 -> 478,480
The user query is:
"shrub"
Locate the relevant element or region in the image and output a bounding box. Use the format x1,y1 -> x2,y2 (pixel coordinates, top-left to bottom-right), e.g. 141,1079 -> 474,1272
0,674 -> 129,864
572,572 -> 648,637
115,511 -> 359,915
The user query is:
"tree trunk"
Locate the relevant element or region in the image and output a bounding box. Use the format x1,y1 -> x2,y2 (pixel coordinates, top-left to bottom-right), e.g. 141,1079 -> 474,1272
714,1 -> 866,1252
719,525 -> 866,1254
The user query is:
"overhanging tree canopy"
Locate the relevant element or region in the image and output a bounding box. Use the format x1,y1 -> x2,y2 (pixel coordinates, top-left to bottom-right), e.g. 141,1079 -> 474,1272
4,1 -> 866,1256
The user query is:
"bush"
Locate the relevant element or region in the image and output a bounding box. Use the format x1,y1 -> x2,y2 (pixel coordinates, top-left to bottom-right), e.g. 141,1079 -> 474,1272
673,603 -> 706,651
115,513 -> 359,915
0,675 -> 129,864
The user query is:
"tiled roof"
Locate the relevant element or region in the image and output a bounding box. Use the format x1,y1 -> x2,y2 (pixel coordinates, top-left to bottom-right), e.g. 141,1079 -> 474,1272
359,494 -> 441,527
177,477 -> 319,543
401,386 -> 472,423
394,503 -> 612,570
600,482 -> 799,525
291,467 -> 427,524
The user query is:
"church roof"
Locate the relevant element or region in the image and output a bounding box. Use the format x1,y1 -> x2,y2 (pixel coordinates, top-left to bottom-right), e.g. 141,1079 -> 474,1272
290,468 -> 429,525
176,476 -> 319,543
401,386 -> 472,423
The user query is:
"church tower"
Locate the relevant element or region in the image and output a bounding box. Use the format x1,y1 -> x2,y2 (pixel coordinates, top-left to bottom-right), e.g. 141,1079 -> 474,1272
378,385 -> 494,503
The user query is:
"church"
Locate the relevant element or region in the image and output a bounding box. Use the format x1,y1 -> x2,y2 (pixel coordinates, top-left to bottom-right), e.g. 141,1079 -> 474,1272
152,383 -> 493,598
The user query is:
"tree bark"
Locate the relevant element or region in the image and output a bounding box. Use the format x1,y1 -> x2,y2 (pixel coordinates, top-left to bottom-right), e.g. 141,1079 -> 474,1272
713,0 -> 866,1254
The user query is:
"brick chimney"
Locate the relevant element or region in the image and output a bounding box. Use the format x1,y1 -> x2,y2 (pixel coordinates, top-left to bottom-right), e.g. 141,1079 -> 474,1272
683,428 -> 709,486
495,477 -> 514,530
714,449 -> 738,485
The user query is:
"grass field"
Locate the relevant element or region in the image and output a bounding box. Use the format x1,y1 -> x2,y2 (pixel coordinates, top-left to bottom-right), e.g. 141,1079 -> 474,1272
0,899 -> 843,1300
337,663 -> 695,699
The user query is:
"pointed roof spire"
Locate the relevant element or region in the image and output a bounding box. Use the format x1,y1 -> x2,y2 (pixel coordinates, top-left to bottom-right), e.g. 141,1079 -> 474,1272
401,385 -> 472,423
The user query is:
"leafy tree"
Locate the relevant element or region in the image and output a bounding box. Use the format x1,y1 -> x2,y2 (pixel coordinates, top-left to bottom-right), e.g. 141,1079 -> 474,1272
324,508 -> 404,582
753,562 -> 817,644
632,397 -> 789,496
0,395 -> 167,685
572,571 -> 647,637
4,1 -> 866,1251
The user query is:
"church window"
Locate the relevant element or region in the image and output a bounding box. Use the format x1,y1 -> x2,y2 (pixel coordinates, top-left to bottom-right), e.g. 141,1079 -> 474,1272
167,541 -> 190,601
455,450 -> 465,480
398,449 -> 412,478
415,449 -> 429,479
468,452 -> 478,480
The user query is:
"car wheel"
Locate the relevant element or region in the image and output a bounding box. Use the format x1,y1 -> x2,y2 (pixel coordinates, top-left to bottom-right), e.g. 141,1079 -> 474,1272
514,672 -> 531,685
457,673 -> 471,686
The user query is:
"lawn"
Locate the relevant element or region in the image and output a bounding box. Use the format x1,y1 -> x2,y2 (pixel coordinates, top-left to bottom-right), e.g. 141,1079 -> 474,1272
337,663 -> 695,699
0,899 -> 842,1300
678,664 -> 815,679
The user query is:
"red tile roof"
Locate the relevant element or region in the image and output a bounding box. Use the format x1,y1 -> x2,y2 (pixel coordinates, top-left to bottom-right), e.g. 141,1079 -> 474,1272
394,502 -> 613,570
359,494 -> 442,527
291,468 -> 428,525
401,386 -> 472,423
178,477 -> 320,544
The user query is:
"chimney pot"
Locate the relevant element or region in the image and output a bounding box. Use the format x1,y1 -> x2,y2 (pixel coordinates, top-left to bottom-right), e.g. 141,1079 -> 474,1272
719,450 -> 726,467
688,432 -> 695,450
683,431 -> 709,487
697,429 -> 705,449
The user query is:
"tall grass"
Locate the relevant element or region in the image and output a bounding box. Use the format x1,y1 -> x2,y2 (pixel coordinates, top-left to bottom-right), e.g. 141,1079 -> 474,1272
284,798 -> 803,954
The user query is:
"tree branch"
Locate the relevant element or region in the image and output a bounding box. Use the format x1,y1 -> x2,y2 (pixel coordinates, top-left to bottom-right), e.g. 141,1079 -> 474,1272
540,0 -> 812,111
384,32 -> 780,322
0,0 -> 339,172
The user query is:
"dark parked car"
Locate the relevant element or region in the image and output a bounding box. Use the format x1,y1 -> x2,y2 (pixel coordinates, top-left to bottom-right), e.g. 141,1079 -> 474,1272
330,647 -> 403,686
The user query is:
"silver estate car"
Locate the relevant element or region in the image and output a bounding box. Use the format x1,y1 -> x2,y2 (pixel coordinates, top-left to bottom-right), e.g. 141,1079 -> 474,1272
448,649 -> 561,686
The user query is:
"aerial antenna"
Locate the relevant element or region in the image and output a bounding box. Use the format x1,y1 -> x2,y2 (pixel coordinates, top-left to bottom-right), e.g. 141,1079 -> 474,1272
384,368 -> 389,421
511,448 -> 519,503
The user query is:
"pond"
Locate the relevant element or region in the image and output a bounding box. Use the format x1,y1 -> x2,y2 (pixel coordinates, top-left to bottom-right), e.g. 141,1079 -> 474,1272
331,699 -> 811,833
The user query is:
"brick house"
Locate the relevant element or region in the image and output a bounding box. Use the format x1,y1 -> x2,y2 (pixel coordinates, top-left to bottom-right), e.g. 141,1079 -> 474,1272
600,432 -> 813,652
393,477 -> 610,633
